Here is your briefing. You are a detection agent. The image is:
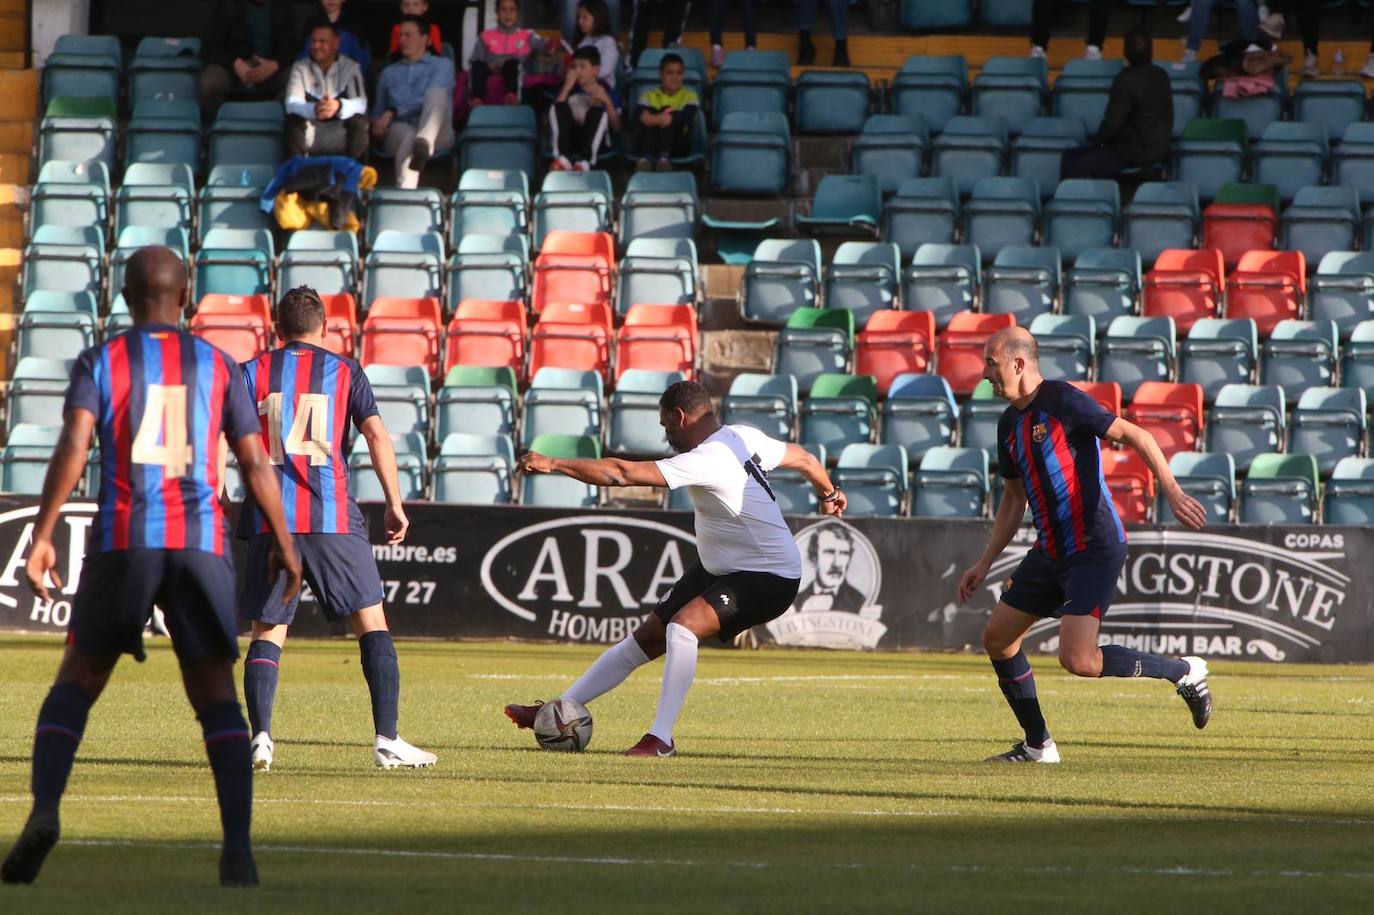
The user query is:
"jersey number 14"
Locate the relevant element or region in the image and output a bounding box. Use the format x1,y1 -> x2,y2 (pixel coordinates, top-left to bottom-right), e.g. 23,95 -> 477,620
259,392 -> 331,466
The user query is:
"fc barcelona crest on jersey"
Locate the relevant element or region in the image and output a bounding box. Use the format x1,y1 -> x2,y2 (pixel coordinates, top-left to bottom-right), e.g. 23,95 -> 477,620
1031,423 -> 1048,443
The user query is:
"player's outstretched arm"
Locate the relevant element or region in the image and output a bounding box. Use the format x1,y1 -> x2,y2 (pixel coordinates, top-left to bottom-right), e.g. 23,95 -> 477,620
231,432 -> 303,601
24,408 -> 96,602
957,477 -> 1027,605
1104,418 -> 1208,530
777,443 -> 846,516
358,415 -> 409,544
518,451 -> 667,488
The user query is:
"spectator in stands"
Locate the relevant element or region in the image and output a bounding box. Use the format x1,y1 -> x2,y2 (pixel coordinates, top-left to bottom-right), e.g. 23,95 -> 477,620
797,0 -> 848,68
627,0 -> 691,68
470,0 -> 546,106
709,0 -> 758,66
634,52 -> 698,172
1060,28 -> 1172,181
285,21 -> 369,161
299,0 -> 370,78
1030,0 -> 1109,61
576,0 -> 621,89
371,15 -> 455,188
199,0 -> 299,117
550,45 -> 621,171
389,0 -> 443,59
1180,0 -> 1261,66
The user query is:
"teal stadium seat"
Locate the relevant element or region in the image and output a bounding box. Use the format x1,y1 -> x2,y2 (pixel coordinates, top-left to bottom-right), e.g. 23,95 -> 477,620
126,99 -> 201,171
710,111 -> 791,195
834,443 -> 908,517
799,373 -> 877,456
1012,117 -> 1086,198
32,159 -> 111,235
882,177 -> 959,259
1030,313 -> 1095,381
963,176 -> 1039,261
721,372 -> 797,441
1261,318 -> 1338,402
773,307 -> 854,395
824,241 -> 900,328
1255,121 -> 1328,205
1,425 -> 65,495
364,364 -> 431,438
619,170 -> 698,246
366,187 -> 445,250
447,235 -> 526,308
1064,247 -> 1140,331
1172,119 -> 1247,203
618,237 -> 697,315
1323,457 -> 1374,524
1043,179 -> 1119,263
1282,186 -> 1360,269
1289,387 -> 1366,477
1340,320 -> 1374,402
742,238 -> 821,323
461,105 -> 536,178
1311,252 -> 1374,338
1158,452 -> 1235,524
913,445 -> 988,519
890,54 -> 967,135
763,442 -> 827,515
433,433 -> 516,504
521,368 -> 603,449
1179,317 -> 1258,403
985,244 -> 1060,325
1212,64 -> 1286,141
1123,182 -> 1199,265
1050,58 -> 1123,134
958,380 -> 1004,468
932,116 -> 1008,197
795,70 -> 871,135
903,243 -> 980,330
880,373 -> 956,463
607,370 -> 686,456
710,49 -> 791,130
1206,383 -> 1285,474
797,174 -> 882,238
6,357 -> 74,433
435,365 -> 518,442
851,114 -> 927,197
971,56 -> 1046,137
1098,315 -> 1176,400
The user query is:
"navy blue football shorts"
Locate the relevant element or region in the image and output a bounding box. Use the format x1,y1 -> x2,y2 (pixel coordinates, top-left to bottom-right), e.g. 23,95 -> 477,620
70,548 -> 239,666
1000,539 -> 1128,620
239,532 -> 385,626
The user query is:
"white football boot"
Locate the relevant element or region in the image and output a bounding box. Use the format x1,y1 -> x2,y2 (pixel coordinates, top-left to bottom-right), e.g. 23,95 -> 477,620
374,735 -> 437,769
985,738 -> 1061,764
1176,656 -> 1213,729
250,732 -> 274,772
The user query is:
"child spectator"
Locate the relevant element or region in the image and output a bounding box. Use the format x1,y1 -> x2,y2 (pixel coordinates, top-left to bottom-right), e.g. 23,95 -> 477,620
470,0 -> 545,106
389,0 -> 442,58
550,45 -> 621,171
575,0 -> 620,89
300,0 -> 370,77
634,52 -> 697,171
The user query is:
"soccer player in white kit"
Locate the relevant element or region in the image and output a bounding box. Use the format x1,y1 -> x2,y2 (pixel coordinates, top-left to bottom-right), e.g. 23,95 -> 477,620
507,380 -> 845,756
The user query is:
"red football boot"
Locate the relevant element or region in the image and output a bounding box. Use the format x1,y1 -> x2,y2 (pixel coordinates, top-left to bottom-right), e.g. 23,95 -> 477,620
624,733 -> 676,757
503,701 -> 542,729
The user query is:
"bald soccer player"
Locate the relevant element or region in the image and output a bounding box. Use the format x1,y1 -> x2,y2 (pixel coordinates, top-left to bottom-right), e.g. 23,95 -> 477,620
956,326 -> 1213,764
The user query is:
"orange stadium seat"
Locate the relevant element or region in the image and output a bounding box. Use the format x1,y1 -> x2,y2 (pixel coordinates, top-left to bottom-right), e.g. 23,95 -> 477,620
1124,381 -> 1205,459
529,300 -> 613,381
361,297 -> 443,378
935,311 -> 1014,395
855,309 -> 935,396
531,230 -> 615,316
1100,445 -> 1155,523
320,293 -> 358,358
191,294 -> 272,363
1144,249 -> 1224,336
1225,250 -> 1306,337
444,299 -> 528,377
615,303 -> 697,382
1070,380 -> 1123,417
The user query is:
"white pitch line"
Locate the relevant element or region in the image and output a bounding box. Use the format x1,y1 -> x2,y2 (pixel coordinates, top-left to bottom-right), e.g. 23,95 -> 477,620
467,673 -> 976,684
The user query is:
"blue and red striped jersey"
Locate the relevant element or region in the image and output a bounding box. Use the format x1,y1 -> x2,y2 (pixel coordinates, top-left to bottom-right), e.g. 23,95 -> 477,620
65,324 -> 259,555
997,380 -> 1126,558
237,342 -> 378,536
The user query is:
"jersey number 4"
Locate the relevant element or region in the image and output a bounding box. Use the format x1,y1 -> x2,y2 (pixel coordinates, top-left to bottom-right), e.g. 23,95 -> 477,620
131,384 -> 195,479
259,392 -> 331,466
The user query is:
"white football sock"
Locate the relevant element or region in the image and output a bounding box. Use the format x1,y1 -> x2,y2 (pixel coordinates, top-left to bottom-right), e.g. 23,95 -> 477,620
561,635 -> 650,705
649,623 -> 698,743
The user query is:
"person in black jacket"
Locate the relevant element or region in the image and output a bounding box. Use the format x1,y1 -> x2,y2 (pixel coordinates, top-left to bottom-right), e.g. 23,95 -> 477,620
1060,29 -> 1173,181
199,0 -> 300,118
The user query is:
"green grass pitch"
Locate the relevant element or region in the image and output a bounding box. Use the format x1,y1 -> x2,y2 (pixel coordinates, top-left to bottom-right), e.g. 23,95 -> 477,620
1,635 -> 1371,913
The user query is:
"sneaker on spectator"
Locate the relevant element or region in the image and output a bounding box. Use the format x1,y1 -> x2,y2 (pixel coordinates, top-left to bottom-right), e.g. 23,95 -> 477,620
1084,44 -> 1102,61
1303,52 -> 1319,77
1030,45 -> 1046,60
573,160 -> 591,172
1260,13 -> 1284,39
711,44 -> 724,67
1177,4 -> 1192,23
635,158 -> 652,172
655,156 -> 672,172
551,156 -> 571,171
1174,48 -> 1197,70
1362,53 -> 1374,78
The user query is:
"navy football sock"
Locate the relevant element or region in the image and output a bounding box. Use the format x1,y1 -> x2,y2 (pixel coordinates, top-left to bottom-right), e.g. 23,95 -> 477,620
1099,645 -> 1191,683
198,702 -> 252,853
31,682 -> 94,813
243,640 -> 282,736
991,651 -> 1050,748
359,631 -> 399,740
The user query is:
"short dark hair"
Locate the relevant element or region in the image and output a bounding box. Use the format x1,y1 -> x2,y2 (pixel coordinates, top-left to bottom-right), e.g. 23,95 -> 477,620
577,0 -> 612,37
397,14 -> 431,42
659,380 -> 713,416
1124,27 -> 1152,66
660,52 -> 684,73
276,286 -> 327,338
306,17 -> 340,38
573,45 -> 600,67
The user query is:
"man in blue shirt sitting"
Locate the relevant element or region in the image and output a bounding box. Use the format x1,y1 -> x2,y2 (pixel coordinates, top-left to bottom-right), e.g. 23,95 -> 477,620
370,14 -> 455,188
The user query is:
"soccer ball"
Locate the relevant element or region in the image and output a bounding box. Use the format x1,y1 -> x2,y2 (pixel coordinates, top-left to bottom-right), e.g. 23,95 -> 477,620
533,699 -> 593,752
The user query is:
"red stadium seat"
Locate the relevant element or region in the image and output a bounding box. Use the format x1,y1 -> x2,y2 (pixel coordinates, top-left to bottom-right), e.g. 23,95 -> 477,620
1225,250 -> 1306,337
195,293 -> 273,325
361,297 -> 442,378
1070,380 -> 1123,417
529,299 -> 612,380
444,299 -> 528,378
531,231 -> 615,317
1100,446 -> 1154,523
1124,381 -> 1204,459
935,311 -> 1014,396
320,293 -> 358,358
855,310 -> 935,396
1144,249 -> 1224,336
1202,203 -> 1276,270
191,293 -> 272,362
615,303 -> 698,382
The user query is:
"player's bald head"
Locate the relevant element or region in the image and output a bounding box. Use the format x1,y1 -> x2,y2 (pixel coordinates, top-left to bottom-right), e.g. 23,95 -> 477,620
986,325 -> 1038,366
123,245 -> 188,325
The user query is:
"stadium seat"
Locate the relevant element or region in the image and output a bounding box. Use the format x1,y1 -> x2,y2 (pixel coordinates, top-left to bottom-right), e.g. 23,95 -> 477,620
1158,451 -> 1235,524
126,99 -> 200,171
824,241 -> 900,328
1179,318 -> 1259,403
607,369 -> 686,457
1124,381 -> 1204,459
958,380 -> 1004,468
774,308 -> 854,395
189,293 -> 272,363
365,188 -> 445,251
1323,457 -> 1374,524
522,433 -> 601,507
721,372 -> 797,440
617,237 -> 698,316
444,298 -> 526,377
21,232 -> 103,301
1,425 -> 66,495
42,51 -> 119,109
22,289 -> 98,321
710,50 -> 791,130
903,243 -> 981,330
617,303 -> 698,382
1293,79 -> 1365,145
971,57 -> 1046,136
433,433 -> 516,505
361,297 -> 443,379
1225,250 -> 1305,337
16,305 -> 96,363
280,233 -> 359,297
932,116 -> 1009,197
964,177 -> 1039,262
38,111 -> 116,175
450,174 -> 529,248
1290,386 -> 1366,477
856,310 -> 935,395
1201,182 -> 1280,271
115,162 -> 194,235
1123,182 -> 1199,266
529,300 -> 613,382
1282,186 -> 1360,270
834,444 -> 908,517
880,373 -> 955,463
364,364 -> 431,438
319,293 -> 357,357
1100,446 -> 1154,522
1211,67 -> 1285,141
1206,383 -> 1286,474
459,105 -> 537,179
984,245 -> 1060,325
521,368 -> 603,449
1144,248 -> 1224,336
795,70 -> 871,135
1009,117 -> 1084,200
1341,320 -> 1374,401
349,435 -> 427,502
742,238 -> 822,324
363,246 -> 444,312
1043,179 -> 1118,264
1167,60 -> 1205,139
800,373 -> 878,456
435,365 -> 518,442
1029,313 -> 1094,381
33,159 -> 111,235
6,358 -> 74,433
937,311 -> 1014,395
1311,252 -> 1374,339
1049,58 -> 1122,133
533,172 -> 614,251
1072,380 -> 1123,416
448,235 -> 527,308
207,111 -> 284,171
1098,315 -> 1177,400
127,53 -> 200,109
1239,453 -> 1319,524
797,175 -> 882,238
1333,121 -> 1374,202
199,181 -> 273,238
766,442 -> 826,514
1261,319 -> 1338,401
710,111 -> 791,195
194,230 -> 273,299
530,230 -> 615,317
890,54 -> 968,135
1255,122 -> 1328,205
1064,247 -> 1140,331
882,177 -> 960,259
1172,118 -> 1248,202
913,446 -> 988,519
619,170 -> 698,246
851,114 -> 927,196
